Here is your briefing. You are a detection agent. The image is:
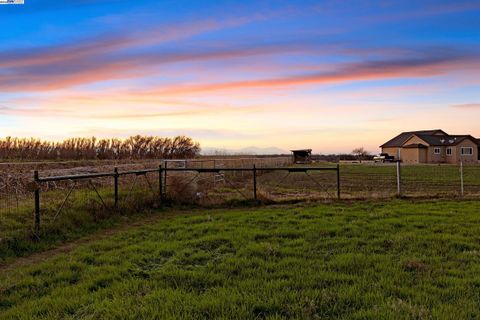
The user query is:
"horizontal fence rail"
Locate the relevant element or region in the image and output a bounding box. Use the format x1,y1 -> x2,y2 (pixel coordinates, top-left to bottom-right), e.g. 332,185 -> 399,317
35,168 -> 161,182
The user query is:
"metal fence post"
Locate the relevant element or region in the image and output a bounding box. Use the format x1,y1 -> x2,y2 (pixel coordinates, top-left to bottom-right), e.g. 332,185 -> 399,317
336,164 -> 341,199
460,161 -> 464,196
164,160 -> 167,197
396,161 -> 401,197
159,164 -> 163,201
114,167 -> 119,207
253,164 -> 257,200
33,170 -> 40,236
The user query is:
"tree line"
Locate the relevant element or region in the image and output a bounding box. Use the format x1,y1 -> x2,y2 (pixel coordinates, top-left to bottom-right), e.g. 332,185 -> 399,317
0,135 -> 201,160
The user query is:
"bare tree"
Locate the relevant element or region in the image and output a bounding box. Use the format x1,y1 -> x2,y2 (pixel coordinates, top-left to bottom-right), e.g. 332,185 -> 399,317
352,147 -> 370,163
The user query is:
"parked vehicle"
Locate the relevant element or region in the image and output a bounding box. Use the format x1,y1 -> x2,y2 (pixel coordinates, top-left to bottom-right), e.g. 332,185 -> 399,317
373,153 -> 395,163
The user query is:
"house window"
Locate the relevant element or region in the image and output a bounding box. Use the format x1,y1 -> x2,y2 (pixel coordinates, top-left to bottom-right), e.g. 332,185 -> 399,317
446,147 -> 452,156
461,147 -> 473,156
434,147 -> 441,154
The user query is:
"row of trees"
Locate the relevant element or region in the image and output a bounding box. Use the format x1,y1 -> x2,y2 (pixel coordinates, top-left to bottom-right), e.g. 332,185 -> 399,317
0,135 -> 201,160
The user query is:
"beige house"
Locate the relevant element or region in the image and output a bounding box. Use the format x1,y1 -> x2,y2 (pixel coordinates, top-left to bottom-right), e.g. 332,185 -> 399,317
380,129 -> 480,164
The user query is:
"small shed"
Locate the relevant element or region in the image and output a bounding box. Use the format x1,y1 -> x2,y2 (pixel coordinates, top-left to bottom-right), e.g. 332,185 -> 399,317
291,149 -> 312,164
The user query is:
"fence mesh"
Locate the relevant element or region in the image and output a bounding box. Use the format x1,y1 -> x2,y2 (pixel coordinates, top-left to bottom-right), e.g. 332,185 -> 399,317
256,169 -> 338,201
164,170 -> 254,205
39,176 -> 116,226
402,165 -> 461,197
339,164 -> 397,198
1,171 -> 34,241
118,171 -> 160,210
463,165 -> 480,196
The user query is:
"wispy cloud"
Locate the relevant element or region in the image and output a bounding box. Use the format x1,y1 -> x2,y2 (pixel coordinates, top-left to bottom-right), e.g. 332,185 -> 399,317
0,104 -> 75,117
140,52 -> 480,96
70,127 -> 258,140
451,103 -> 480,109
0,41 -> 318,92
90,105 -> 262,119
0,16 -> 264,69
4,45 -> 471,97
357,1 -> 480,25
0,98 -> 263,119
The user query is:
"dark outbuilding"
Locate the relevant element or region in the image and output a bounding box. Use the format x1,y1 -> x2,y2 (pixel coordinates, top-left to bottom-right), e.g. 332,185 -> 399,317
291,149 -> 312,164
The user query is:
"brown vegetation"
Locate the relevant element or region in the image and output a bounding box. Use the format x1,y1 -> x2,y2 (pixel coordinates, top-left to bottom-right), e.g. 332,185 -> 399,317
0,135 -> 200,160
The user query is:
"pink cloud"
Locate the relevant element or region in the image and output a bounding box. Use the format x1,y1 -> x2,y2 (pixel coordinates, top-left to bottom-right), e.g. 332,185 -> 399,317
0,42 -> 315,92
451,103 -> 480,109
139,54 -> 480,96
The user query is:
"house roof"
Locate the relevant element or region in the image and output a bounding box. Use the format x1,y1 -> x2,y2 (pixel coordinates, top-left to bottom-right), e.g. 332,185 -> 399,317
416,134 -> 478,146
290,149 -> 312,153
381,130 -> 478,148
380,129 -> 446,148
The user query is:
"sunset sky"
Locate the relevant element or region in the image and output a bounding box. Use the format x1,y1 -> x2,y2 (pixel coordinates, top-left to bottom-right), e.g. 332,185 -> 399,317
1,0 -> 479,153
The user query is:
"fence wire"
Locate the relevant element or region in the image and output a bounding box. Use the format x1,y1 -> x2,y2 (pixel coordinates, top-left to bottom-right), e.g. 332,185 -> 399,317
164,170 -> 254,205
402,165 -> 461,197
463,165 -> 480,196
256,169 -> 338,201
339,164 -> 397,198
0,172 -> 34,241
118,171 -> 160,210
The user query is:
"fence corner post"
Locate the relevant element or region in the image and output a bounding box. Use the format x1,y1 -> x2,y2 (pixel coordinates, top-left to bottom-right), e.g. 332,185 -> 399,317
336,163 -> 340,199
253,164 -> 257,201
33,170 -> 40,237
460,161 -> 464,196
396,160 -> 401,197
114,167 -> 119,208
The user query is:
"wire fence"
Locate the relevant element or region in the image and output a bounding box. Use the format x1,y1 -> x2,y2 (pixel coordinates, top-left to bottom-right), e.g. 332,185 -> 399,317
1,160 -> 480,247
33,169 -> 161,235
338,162 -> 480,198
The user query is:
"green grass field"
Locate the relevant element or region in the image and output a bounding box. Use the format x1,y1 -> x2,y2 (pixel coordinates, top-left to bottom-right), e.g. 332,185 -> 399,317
2,200 -> 480,319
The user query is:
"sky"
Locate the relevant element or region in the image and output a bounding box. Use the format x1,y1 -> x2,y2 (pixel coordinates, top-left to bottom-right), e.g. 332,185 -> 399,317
0,0 -> 479,154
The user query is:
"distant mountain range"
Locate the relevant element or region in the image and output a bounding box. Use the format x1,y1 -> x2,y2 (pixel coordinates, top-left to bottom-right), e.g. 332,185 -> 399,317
201,146 -> 289,155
